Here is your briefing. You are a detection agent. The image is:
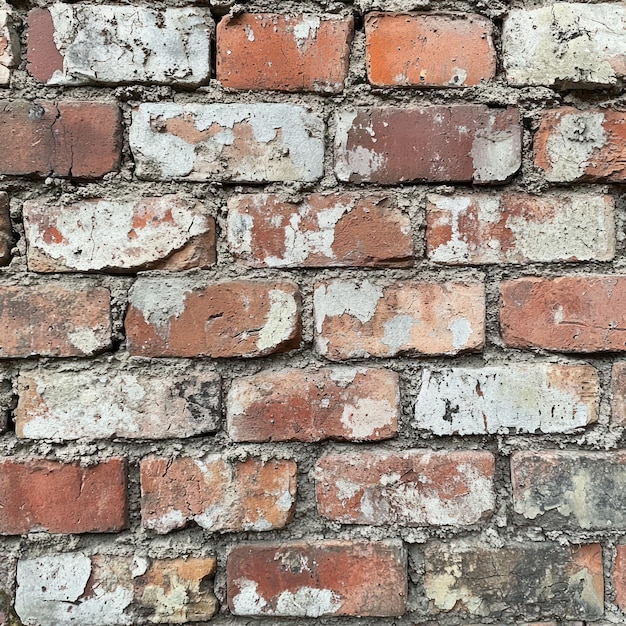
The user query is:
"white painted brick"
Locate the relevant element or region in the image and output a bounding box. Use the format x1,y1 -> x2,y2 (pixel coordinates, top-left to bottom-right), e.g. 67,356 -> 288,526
414,364 -> 600,435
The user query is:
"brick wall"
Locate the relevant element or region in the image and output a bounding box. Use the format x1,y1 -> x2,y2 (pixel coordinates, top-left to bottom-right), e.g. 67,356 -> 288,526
0,0 -> 624,625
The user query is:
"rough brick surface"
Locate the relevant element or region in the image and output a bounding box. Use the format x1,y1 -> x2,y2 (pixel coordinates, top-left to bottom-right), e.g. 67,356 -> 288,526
227,366 -> 399,442
140,456 -> 296,533
0,10 -> 19,86
227,193 -> 412,268
512,451 -> 626,530
0,284 -> 111,357
27,5 -> 213,86
414,364 -> 600,435
366,12 -> 495,88
130,103 -> 324,182
16,364 -> 220,440
315,450 -> 495,526
426,193 -> 615,264
15,553 -> 218,625
0,458 -> 127,534
217,14 -> 353,93
614,545 -> 626,611
611,362 -> 626,425
501,276 -> 626,352
126,278 -> 300,358
503,4 -> 626,88
24,195 -> 216,273
335,106 -> 521,184
535,108 -> 626,183
424,541 -> 604,620
227,541 -> 407,617
314,279 -> 485,360
0,192 -> 12,265
0,100 -> 122,178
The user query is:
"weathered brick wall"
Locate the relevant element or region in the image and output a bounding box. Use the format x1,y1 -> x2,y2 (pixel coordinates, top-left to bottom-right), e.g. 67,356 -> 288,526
0,0 -> 624,624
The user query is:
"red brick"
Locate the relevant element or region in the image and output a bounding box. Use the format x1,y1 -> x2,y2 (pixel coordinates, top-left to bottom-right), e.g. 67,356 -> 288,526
316,450 -> 494,526
501,275 -> 626,352
426,192 -> 615,264
24,196 -> 216,273
614,544 -> 626,610
535,108 -> 626,182
512,450 -> 626,530
0,458 -> 127,534
126,278 -> 301,358
26,8 -> 63,83
217,14 -> 353,93
140,457 -> 296,534
227,540 -> 406,617
366,12 -> 496,88
0,100 -> 122,178
227,367 -> 399,442
0,284 -> 111,357
335,105 -> 521,184
228,193 -> 412,268
314,279 -> 485,360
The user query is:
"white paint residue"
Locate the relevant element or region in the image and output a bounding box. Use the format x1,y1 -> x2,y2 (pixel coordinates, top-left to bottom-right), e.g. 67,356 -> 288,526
448,318 -> 473,349
227,211 -> 254,256
340,398 -> 396,439
276,491 -> 294,512
471,128 -> 521,182
231,579 -> 268,615
48,5 -> 212,86
328,367 -> 363,387
335,478 -> 361,500
245,24 -> 255,41
152,509 -> 186,534
448,67 -> 468,86
314,280 -> 383,333
382,314 -> 415,354
129,277 -> 193,329
544,111 -> 607,182
256,289 -> 298,351
292,15 -> 321,51
68,328 -> 103,355
275,587 -> 341,617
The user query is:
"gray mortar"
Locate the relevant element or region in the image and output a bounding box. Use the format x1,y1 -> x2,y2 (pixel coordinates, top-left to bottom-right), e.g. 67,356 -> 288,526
1,0 -> 626,624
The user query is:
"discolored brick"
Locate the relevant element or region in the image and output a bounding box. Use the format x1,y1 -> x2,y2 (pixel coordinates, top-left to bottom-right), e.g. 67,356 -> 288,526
314,279 -> 485,360
140,456 -> 296,534
512,450 -> 626,530
16,363 -> 220,440
227,366 -> 399,442
0,458 -> 127,534
0,100 -> 122,178
227,193 -> 412,268
366,12 -> 496,88
0,9 -> 19,86
501,275 -> 626,352
610,362 -> 626,425
424,541 -> 604,621
24,195 -> 216,273
335,105 -> 521,184
0,284 -> 111,358
15,552 -> 218,625
227,540 -> 407,617
217,14 -> 353,93
126,278 -> 301,358
426,193 -> 615,264
315,449 -> 495,526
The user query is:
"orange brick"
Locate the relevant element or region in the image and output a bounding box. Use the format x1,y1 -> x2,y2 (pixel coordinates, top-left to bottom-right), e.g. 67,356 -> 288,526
366,12 -> 496,87
140,457 -> 296,533
0,458 -> 127,534
501,276 -> 626,352
217,14 -> 353,93
227,540 -> 407,617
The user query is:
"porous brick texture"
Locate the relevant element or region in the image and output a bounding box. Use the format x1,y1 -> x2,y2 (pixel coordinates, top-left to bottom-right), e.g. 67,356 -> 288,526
2,0 -> 626,624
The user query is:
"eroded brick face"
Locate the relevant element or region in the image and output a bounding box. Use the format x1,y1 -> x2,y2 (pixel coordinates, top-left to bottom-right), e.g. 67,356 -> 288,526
0,459 -> 127,534
315,449 -> 495,526
227,193 -> 413,268
366,12 -> 496,88
501,276 -> 626,352
140,456 -> 296,533
227,367 -> 399,442
314,279 -> 485,359
227,541 -> 407,617
125,278 -> 301,358
217,14 -> 353,93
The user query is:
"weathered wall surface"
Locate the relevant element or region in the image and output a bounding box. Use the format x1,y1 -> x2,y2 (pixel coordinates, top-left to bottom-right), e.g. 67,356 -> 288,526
0,0 -> 624,625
